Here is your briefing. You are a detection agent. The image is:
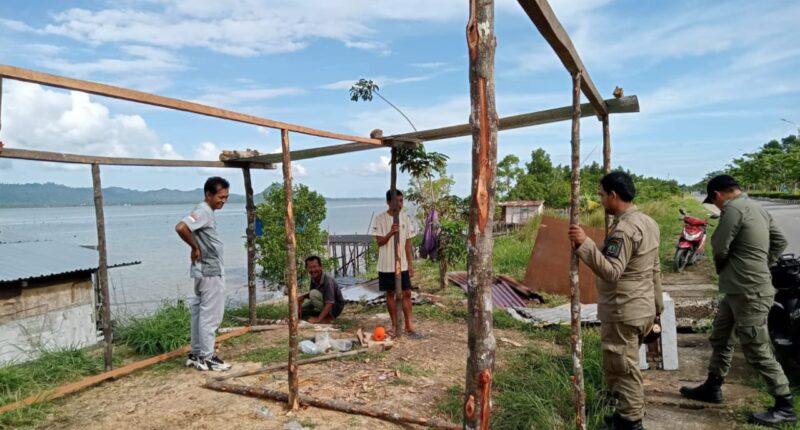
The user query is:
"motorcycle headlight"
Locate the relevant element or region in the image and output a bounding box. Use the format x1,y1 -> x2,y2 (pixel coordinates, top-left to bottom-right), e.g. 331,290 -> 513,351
683,231 -> 702,241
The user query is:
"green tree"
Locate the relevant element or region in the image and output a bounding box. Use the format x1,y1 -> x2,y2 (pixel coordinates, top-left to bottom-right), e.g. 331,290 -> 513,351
255,183 -> 329,286
497,154 -> 523,199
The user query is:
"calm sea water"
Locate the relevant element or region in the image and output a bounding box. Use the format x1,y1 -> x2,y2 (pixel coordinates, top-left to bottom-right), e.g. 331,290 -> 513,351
0,199 -> 389,315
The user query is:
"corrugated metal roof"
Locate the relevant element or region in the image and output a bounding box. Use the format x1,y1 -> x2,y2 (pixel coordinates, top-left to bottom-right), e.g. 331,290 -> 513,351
448,272 -> 544,309
506,303 -> 599,327
0,241 -> 139,283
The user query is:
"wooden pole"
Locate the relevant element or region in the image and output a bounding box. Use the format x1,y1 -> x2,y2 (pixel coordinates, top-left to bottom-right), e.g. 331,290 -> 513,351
602,115 -> 612,234
90,163 -> 113,371
243,167 -> 258,326
0,327 -> 250,416
390,147 -> 404,338
205,380 -> 461,430
464,0 -> 498,428
280,129 -> 300,411
569,72 -> 586,430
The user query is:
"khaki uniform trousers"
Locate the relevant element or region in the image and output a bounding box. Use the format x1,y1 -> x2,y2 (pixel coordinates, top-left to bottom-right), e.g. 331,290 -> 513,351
601,316 -> 655,421
708,293 -> 790,396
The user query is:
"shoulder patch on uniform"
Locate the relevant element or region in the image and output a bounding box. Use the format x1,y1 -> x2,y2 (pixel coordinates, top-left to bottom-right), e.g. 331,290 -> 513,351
603,237 -> 623,258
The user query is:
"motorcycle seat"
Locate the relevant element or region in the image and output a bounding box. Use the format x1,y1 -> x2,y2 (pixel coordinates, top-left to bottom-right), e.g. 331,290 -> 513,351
683,216 -> 708,226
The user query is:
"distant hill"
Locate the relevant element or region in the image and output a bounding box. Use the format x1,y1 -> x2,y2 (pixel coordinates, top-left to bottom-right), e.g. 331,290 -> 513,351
0,182 -> 247,207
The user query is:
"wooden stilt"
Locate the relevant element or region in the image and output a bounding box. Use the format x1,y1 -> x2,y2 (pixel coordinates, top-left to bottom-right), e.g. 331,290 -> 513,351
390,147 -> 404,338
569,72 -> 586,430
243,167 -> 257,326
91,163 -> 113,372
464,0 -> 498,428
602,115 -> 612,234
280,129 -> 300,411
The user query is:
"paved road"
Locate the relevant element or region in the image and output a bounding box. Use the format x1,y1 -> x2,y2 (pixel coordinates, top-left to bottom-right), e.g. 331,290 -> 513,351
762,201 -> 800,256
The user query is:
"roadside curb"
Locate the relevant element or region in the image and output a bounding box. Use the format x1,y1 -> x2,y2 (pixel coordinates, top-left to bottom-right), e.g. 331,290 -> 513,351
751,197 -> 800,205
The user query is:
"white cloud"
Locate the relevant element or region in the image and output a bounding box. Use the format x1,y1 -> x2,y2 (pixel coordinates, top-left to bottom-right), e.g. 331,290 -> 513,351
0,18 -> 35,32
193,141 -> 219,160
192,86 -> 304,108
293,163 -> 307,177
319,71 -> 449,91
41,45 -> 185,77
0,81 -> 167,160
358,156 -> 391,176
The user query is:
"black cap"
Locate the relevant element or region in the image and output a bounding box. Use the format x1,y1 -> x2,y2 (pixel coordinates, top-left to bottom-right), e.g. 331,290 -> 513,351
703,175 -> 739,204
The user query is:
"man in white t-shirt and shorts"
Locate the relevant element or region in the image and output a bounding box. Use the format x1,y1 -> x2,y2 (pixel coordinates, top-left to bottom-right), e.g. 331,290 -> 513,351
372,189 -> 418,338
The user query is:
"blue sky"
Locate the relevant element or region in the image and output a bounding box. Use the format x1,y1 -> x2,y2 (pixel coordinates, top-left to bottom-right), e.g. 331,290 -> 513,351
1,0 -> 799,197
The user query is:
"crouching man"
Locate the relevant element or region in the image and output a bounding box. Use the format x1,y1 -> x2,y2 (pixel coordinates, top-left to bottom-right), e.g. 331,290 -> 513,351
298,256 -> 345,323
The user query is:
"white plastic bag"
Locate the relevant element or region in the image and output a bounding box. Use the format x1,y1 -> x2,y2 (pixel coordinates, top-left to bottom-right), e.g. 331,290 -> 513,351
299,339 -> 319,355
314,332 -> 331,353
330,339 -> 353,352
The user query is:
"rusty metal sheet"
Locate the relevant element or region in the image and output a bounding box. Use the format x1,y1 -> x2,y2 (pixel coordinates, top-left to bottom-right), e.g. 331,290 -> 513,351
447,272 -> 543,308
523,216 -> 605,304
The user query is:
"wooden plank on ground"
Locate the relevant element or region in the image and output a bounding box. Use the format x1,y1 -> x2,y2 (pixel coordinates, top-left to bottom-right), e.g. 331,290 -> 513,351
0,327 -> 250,415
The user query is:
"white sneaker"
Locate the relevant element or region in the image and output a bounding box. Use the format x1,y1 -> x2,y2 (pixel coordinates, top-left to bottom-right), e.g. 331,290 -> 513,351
205,355 -> 232,371
186,353 -> 208,370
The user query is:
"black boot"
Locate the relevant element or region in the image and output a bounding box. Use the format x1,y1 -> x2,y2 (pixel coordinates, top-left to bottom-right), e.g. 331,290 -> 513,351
600,413 -> 644,430
749,394 -> 797,427
679,373 -> 724,403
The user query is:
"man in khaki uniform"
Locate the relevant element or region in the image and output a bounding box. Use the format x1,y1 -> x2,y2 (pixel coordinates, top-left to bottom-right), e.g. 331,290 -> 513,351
680,175 -> 795,428
569,172 -> 662,430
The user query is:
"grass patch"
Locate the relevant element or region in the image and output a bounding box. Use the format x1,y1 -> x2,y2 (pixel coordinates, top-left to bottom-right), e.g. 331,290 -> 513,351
0,348 -> 123,429
391,362 -> 432,377
492,327 -> 609,429
434,327 -> 607,429
238,346 -> 288,364
390,378 -> 412,386
437,385 -> 464,423
414,304 -> 468,322
493,235 -> 534,281
223,302 -> 290,325
115,300 -> 191,356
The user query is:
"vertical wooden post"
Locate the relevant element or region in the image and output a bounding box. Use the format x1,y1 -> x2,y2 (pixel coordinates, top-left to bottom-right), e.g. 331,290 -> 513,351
602,115 -> 612,234
281,129 -> 300,411
242,167 -> 257,326
569,72 -> 586,430
464,0 -> 498,428
91,163 -> 113,371
390,147 -> 404,338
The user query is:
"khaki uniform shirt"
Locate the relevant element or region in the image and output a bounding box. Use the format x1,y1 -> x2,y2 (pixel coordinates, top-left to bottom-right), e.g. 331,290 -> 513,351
576,206 -> 663,323
712,194 -> 787,295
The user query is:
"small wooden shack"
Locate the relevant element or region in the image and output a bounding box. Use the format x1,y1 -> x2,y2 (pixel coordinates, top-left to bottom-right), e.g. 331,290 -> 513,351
499,200 -> 545,225
0,241 -> 137,364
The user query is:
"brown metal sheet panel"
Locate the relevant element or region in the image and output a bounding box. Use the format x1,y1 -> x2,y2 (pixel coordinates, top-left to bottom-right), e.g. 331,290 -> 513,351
447,272 -> 533,308
523,216 -> 606,304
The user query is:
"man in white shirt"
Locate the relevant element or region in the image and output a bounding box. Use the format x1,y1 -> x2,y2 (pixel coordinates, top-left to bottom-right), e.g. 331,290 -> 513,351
372,190 -> 418,338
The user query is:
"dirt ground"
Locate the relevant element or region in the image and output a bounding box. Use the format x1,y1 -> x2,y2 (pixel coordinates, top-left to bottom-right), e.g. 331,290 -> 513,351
36,312 -> 528,430
32,266 -> 797,429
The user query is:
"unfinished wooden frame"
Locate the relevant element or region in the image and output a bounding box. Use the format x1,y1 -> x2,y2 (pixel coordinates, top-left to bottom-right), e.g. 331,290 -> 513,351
0,0 -> 636,425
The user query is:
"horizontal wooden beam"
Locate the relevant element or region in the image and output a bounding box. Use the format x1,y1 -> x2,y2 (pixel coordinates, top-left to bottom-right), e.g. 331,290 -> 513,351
0,64 -> 381,146
518,0 -> 607,117
0,146 -> 275,169
236,95 -> 638,164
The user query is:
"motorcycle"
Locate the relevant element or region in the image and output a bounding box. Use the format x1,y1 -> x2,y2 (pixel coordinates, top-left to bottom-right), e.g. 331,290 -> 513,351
768,254 -> 800,356
673,208 -> 716,272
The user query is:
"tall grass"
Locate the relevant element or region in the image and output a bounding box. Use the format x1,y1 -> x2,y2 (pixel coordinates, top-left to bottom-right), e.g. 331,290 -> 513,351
0,348 -> 116,429
436,327 -> 610,429
116,301 -> 191,356
492,216 -> 542,281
